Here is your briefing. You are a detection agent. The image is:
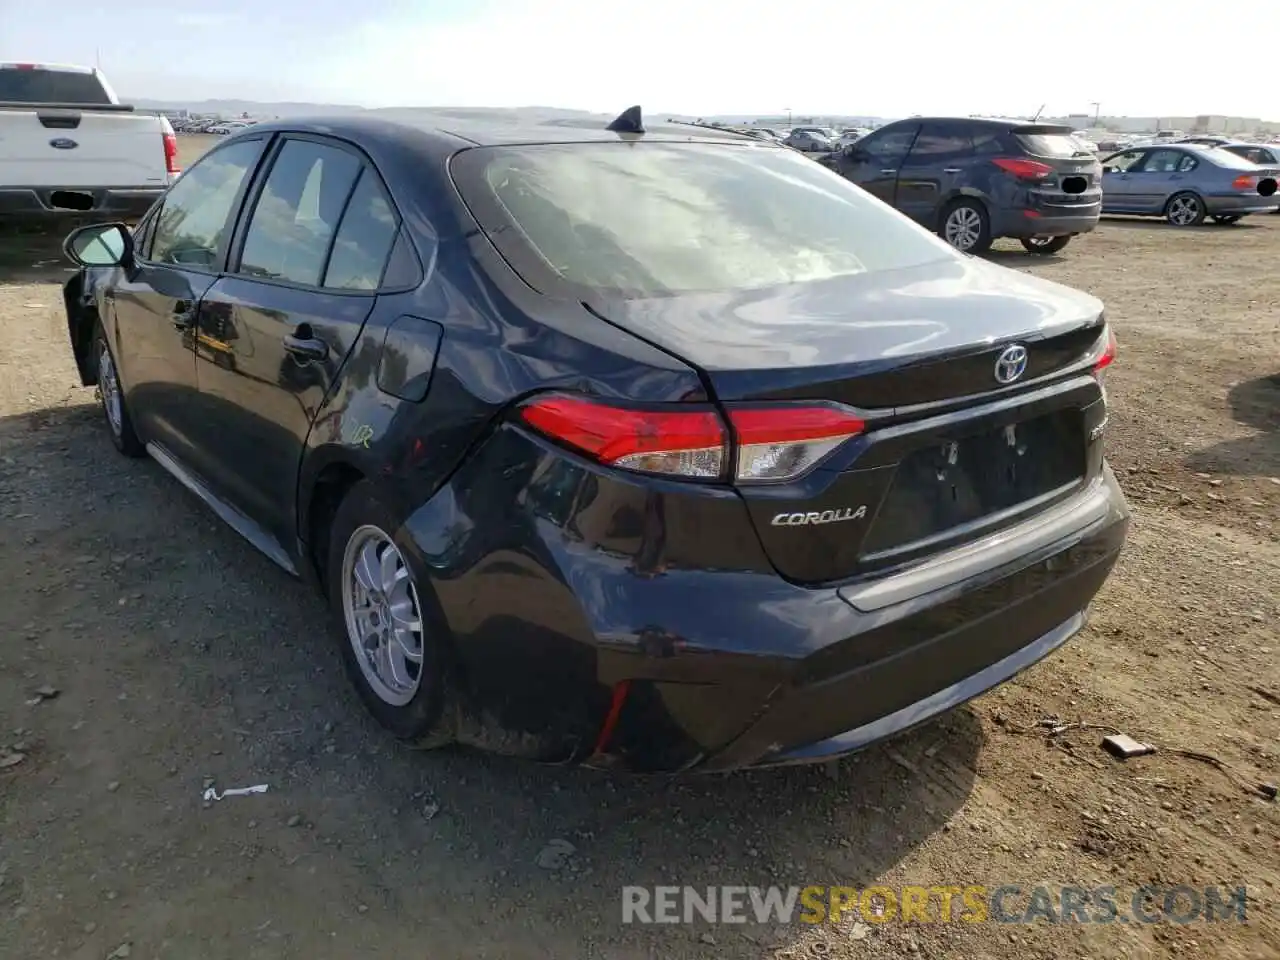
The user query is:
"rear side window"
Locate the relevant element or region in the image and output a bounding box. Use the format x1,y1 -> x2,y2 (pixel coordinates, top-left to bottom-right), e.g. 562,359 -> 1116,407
453,141 -> 952,298
149,139 -> 264,269
322,169 -> 399,290
904,124 -> 973,164
0,66 -> 111,104
1015,131 -> 1086,158
238,139 -> 362,286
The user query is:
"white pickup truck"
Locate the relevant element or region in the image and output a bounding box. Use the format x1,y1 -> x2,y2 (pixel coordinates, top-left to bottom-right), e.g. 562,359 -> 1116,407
0,61 -> 179,225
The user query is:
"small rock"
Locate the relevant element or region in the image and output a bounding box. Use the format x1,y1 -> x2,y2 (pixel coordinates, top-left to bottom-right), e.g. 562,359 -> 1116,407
421,801 -> 440,822
357,903 -> 369,914
0,753 -> 25,769
33,685 -> 59,701
849,921 -> 870,941
287,814 -> 302,828
1031,771 -> 1045,780
106,781 -> 120,793
83,921 -> 97,933
107,944 -> 132,959
535,838 -> 576,870
699,932 -> 716,945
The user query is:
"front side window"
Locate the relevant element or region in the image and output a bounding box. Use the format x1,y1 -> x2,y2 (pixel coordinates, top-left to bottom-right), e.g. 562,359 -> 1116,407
238,139 -> 362,286
1104,151 -> 1144,173
452,140 -> 954,299
1137,149 -> 1187,173
149,139 -> 264,269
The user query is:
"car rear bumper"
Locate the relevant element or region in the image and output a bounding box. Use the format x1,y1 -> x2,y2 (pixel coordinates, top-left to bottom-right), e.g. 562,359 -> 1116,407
397,423 -> 1130,773
994,203 -> 1101,238
1204,194 -> 1280,215
0,186 -> 163,222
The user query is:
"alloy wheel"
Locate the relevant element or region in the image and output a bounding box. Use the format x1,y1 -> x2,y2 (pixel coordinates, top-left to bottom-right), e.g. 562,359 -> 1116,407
944,207 -> 983,251
1167,195 -> 1201,226
98,343 -> 123,436
341,525 -> 426,707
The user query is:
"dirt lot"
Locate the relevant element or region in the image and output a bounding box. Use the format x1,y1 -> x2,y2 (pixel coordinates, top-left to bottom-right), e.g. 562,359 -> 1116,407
1,137 -> 1278,959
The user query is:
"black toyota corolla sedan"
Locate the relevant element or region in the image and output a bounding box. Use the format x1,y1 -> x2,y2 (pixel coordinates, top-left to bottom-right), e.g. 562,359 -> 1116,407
61,107 -> 1128,773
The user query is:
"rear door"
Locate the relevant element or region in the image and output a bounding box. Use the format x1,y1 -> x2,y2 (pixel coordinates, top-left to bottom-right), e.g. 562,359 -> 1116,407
829,123 -> 919,205
193,135 -> 402,545
895,121 -> 975,227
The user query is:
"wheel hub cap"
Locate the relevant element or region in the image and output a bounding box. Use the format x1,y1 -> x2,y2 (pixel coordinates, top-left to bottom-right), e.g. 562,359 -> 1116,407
98,344 -> 122,435
945,208 -> 981,250
341,525 -> 425,706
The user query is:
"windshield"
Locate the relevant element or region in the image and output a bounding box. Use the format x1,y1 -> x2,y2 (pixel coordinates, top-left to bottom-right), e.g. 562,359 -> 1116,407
0,67 -> 111,104
452,141 -> 954,298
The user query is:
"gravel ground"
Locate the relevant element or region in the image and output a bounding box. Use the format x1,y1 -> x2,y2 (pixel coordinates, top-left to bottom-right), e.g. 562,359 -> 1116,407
0,138 -> 1278,959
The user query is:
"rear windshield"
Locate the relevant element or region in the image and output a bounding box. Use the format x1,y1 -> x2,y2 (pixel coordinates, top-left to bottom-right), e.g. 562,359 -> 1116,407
452,142 -> 953,298
1015,132 -> 1089,158
0,67 -> 111,104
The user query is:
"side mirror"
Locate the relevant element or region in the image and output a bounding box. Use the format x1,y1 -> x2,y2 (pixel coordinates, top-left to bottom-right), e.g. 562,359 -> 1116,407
63,222 -> 133,267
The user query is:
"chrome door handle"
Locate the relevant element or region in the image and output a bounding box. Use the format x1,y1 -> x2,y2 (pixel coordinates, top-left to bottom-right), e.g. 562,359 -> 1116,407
943,167 -> 962,174
880,168 -> 897,175
283,333 -> 328,362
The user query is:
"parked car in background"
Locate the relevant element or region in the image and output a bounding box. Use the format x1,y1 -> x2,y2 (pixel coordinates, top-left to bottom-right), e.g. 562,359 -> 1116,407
821,116 -> 1101,254
0,61 -> 180,225
1177,136 -> 1233,147
1100,144 -> 1280,225
784,129 -> 832,152
836,127 -> 871,149
58,109 -> 1127,772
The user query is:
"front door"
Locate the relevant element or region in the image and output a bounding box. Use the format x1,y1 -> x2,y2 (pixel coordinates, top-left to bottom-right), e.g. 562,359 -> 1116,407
1100,149 -> 1149,211
829,123 -> 920,205
194,137 -> 401,546
109,137 -> 267,464
1127,148 -> 1196,212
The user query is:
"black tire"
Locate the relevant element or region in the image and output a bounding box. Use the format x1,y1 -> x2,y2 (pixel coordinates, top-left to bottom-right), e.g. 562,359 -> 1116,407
1211,215 -> 1242,225
1164,191 -> 1206,227
1020,235 -> 1072,255
939,199 -> 993,254
91,322 -> 145,457
326,481 -> 457,749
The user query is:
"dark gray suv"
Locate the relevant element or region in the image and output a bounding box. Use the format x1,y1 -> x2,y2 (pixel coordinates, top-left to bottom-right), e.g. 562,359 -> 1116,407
822,117 -> 1102,255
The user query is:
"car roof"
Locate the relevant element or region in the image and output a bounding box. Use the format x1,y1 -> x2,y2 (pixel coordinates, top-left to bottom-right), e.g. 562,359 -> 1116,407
892,116 -> 1072,131
239,111 -> 770,159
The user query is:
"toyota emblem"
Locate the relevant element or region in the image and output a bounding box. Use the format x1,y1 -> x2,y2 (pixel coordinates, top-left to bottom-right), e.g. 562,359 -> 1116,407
994,344 -> 1029,384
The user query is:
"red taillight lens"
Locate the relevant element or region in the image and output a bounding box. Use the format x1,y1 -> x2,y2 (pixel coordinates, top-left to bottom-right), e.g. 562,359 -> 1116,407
729,405 -> 865,483
1093,326 -> 1116,373
162,132 -> 180,175
520,395 -> 726,478
992,157 -> 1054,180
1232,174 -> 1259,191
518,396 -> 866,483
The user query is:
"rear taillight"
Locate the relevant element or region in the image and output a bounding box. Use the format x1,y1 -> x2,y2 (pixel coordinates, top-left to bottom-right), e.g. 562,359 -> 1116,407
992,157 -> 1054,180
520,395 -> 726,479
729,406 -> 865,483
1232,175 -> 1259,191
518,396 -> 865,483
162,131 -> 180,176
1093,326 -> 1116,376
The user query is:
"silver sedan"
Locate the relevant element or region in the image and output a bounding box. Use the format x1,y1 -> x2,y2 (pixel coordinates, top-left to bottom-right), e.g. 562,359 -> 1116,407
1100,144 -> 1279,225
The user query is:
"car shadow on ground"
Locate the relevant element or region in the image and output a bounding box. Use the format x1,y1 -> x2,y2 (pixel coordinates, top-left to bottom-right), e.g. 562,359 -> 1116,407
983,248 -> 1069,266
0,400 -> 983,957
1099,216 -> 1266,231
1184,373 -> 1280,478
0,229 -> 79,285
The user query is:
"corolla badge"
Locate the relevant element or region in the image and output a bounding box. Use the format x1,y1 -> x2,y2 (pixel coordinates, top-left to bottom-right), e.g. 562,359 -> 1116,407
49,138 -> 79,150
993,344 -> 1029,385
771,506 -> 867,526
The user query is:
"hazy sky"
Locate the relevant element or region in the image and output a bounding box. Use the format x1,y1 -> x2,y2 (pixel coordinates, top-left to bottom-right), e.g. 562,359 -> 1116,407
1,0 -> 1271,119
